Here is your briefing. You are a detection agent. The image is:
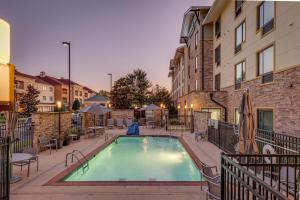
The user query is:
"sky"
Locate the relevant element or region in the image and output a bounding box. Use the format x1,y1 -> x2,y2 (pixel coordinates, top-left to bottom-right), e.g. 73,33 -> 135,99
0,0 -> 212,92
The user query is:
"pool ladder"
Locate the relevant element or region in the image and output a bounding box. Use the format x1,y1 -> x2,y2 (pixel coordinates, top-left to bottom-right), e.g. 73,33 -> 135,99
65,150 -> 89,173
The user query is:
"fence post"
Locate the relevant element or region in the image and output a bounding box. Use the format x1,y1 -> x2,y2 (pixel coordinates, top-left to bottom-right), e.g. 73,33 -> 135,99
221,152 -> 225,200
190,114 -> 194,133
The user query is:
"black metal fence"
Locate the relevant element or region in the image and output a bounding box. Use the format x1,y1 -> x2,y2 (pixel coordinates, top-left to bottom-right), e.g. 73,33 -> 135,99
0,123 -> 34,153
221,153 -> 300,200
71,115 -> 83,131
208,121 -> 300,155
0,137 -> 10,200
167,115 -> 194,133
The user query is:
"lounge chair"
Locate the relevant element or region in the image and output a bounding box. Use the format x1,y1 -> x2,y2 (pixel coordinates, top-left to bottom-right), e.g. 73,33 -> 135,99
125,119 -> 133,127
107,119 -> 114,129
202,165 -> 221,183
116,118 -> 124,129
204,180 -> 221,200
38,135 -> 58,154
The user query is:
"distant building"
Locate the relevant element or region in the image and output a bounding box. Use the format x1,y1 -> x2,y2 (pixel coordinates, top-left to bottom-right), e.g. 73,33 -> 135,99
84,94 -> 109,107
83,86 -> 97,100
59,78 -> 85,106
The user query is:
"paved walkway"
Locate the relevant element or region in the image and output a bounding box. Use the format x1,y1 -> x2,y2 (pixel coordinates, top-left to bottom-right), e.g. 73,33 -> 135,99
10,128 -> 222,200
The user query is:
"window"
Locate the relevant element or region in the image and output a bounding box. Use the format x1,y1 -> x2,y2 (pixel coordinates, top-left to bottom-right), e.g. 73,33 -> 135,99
15,81 -> 24,89
235,0 -> 244,16
257,1 -> 274,34
201,108 -> 221,120
79,91 -> 82,96
215,45 -> 221,66
75,90 -> 78,96
188,65 -> 191,79
195,56 -> 198,72
257,109 -> 273,131
62,89 -> 68,94
195,79 -> 198,91
62,97 -> 67,103
235,61 -> 246,89
258,45 -> 274,83
235,21 -> 245,54
43,96 -> 46,101
85,93 -> 88,98
235,108 -> 240,124
49,96 -> 53,101
215,74 -> 221,91
188,45 -> 191,59
215,17 -> 221,38
195,31 -> 198,48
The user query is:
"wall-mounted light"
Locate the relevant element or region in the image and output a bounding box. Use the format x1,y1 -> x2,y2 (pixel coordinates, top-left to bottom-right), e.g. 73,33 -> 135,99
177,104 -> 181,109
190,104 -> 194,109
56,101 -> 62,110
184,105 -> 187,109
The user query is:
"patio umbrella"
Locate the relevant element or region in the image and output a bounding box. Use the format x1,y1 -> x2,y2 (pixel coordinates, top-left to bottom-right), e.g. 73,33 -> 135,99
80,103 -> 112,126
238,90 -> 259,154
139,104 -> 161,111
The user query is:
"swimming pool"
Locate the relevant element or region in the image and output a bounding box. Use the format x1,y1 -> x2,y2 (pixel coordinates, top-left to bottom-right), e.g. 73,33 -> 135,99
49,136 -> 203,185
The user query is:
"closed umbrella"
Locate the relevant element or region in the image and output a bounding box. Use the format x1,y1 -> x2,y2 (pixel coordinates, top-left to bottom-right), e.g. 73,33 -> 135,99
238,90 -> 259,154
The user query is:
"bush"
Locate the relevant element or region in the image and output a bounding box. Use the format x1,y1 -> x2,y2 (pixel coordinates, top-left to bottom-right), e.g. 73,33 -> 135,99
168,118 -> 181,125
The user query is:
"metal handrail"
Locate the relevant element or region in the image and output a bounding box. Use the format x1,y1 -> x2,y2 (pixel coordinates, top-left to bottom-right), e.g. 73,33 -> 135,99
65,150 -> 89,172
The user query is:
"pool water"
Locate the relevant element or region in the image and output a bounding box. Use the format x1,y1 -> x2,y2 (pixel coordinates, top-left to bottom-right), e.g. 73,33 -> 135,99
64,136 -> 202,182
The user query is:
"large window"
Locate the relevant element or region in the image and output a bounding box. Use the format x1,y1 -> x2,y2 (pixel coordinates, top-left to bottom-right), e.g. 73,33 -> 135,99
201,108 -> 221,121
235,21 -> 245,54
215,45 -> 221,66
215,74 -> 221,91
195,79 -> 198,91
195,56 -> 198,72
195,31 -> 198,48
235,0 -> 244,16
257,1 -> 274,34
235,61 -> 246,89
258,45 -> 274,83
215,17 -> 221,38
257,109 -> 273,131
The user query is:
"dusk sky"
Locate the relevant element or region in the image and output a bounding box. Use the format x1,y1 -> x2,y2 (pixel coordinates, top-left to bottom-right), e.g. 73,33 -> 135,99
0,0 -> 212,92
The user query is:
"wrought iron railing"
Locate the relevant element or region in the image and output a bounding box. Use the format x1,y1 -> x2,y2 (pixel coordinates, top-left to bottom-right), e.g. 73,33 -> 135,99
0,122 -> 34,153
167,115 -> 194,133
0,137 -> 10,200
208,121 -> 300,155
221,153 -> 300,200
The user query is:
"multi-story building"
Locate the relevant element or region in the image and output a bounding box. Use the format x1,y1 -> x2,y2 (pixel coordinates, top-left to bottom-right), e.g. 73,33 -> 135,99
169,6 -> 227,120
37,71 -> 70,108
83,86 -> 97,100
15,71 -> 55,112
59,78 -> 85,105
202,1 -> 300,135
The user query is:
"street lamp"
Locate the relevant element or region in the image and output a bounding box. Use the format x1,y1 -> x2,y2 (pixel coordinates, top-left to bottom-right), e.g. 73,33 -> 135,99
107,73 -> 112,91
62,41 -> 71,111
57,101 -> 62,148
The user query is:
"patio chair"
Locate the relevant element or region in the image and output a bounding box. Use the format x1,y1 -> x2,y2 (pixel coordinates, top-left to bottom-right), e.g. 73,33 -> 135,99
202,165 -> 221,183
12,147 -> 39,177
38,135 -> 58,154
107,118 -> 114,129
125,119 -> 133,127
116,118 -> 124,129
204,180 -> 221,200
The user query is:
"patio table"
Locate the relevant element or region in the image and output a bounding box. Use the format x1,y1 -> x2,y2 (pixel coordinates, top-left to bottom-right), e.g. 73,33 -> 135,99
11,153 -> 33,183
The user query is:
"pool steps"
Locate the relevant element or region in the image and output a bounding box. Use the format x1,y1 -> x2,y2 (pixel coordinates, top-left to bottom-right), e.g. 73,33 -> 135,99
65,150 -> 89,173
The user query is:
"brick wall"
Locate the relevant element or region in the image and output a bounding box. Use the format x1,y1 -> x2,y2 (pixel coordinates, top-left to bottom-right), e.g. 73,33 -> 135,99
223,66 -> 300,136
32,112 -> 72,148
202,40 -> 214,91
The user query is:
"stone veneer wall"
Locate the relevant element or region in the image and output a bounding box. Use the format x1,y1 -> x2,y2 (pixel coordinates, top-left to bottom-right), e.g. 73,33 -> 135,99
223,66 -> 300,136
193,111 -> 211,133
32,112 -> 72,149
110,109 -> 134,119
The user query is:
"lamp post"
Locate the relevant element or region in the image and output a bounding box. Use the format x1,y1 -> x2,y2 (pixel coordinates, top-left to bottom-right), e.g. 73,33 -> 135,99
107,73 -> 112,91
57,101 -> 62,148
62,41 -> 71,111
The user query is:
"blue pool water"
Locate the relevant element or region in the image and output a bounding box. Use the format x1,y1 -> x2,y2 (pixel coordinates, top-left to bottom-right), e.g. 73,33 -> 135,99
64,136 -> 202,182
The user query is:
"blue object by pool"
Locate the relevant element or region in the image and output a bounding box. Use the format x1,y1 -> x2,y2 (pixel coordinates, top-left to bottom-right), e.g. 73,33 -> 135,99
64,136 -> 201,182
127,122 -> 139,135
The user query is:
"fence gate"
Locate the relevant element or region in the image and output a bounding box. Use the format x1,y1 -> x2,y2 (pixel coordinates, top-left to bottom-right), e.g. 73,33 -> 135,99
0,137 -> 10,200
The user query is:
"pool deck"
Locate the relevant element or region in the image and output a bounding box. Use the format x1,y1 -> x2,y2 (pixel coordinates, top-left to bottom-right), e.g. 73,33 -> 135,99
10,128 -> 222,200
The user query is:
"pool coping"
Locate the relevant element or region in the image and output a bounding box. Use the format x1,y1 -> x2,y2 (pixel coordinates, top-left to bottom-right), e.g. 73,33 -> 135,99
45,135 -> 206,186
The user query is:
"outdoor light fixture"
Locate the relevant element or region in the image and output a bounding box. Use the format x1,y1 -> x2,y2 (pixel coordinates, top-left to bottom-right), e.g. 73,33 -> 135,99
0,18 -> 14,111
184,105 -> 187,109
177,104 -> 181,109
56,101 -> 62,110
190,104 -> 194,109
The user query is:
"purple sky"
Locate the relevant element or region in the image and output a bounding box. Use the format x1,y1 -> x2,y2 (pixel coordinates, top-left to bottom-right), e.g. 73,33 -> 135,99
0,0 -> 212,91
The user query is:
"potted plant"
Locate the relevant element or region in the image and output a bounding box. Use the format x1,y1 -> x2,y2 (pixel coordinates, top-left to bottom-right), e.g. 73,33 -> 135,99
63,129 -> 72,146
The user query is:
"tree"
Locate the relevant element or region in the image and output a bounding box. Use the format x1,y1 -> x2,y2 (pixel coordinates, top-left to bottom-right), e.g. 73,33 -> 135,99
72,99 -> 81,111
110,77 -> 132,109
148,84 -> 172,108
126,69 -> 152,108
98,90 -> 110,97
19,85 -> 40,116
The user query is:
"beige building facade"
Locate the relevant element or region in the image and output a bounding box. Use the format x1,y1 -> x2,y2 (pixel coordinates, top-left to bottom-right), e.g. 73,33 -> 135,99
203,1 -> 300,135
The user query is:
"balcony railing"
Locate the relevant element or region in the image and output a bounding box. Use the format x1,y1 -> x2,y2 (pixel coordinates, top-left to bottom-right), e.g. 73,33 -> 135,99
221,153 -> 300,200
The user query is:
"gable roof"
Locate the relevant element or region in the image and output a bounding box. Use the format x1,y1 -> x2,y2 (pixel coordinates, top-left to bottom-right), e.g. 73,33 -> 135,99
85,94 -> 108,102
15,70 -> 51,85
59,78 -> 81,86
83,86 -> 96,94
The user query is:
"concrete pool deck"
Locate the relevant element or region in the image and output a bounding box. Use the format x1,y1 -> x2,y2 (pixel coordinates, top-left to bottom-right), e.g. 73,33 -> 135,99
10,128 -> 222,200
